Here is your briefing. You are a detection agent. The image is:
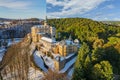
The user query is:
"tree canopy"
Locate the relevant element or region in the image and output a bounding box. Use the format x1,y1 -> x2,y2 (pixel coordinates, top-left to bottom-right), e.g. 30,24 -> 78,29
48,18 -> 120,79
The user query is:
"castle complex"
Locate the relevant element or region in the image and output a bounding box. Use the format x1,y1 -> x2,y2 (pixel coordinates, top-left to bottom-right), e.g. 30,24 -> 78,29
31,19 -> 79,71
31,21 -> 56,42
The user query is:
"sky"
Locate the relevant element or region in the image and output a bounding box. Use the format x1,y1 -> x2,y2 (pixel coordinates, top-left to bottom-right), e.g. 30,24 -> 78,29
0,0 -> 46,19
47,0 -> 120,21
0,0 -> 120,21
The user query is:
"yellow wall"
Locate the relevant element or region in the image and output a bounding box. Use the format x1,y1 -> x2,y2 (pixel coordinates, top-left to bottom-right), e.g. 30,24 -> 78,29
58,45 -> 78,57
54,60 -> 66,71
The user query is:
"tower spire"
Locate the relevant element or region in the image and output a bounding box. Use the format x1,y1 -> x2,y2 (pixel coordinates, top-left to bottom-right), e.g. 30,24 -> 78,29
44,16 -> 47,26
69,34 -> 72,41
46,16 -> 47,22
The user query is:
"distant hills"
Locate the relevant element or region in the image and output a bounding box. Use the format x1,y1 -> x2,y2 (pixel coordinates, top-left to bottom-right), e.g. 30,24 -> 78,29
0,18 -> 14,21
0,18 -> 44,22
48,18 -> 120,41
101,21 -> 120,26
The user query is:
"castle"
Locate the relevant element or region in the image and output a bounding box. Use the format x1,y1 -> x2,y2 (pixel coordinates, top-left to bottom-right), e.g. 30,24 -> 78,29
31,18 -> 79,71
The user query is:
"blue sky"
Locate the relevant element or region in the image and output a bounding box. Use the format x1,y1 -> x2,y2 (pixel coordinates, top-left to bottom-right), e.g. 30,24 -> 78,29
47,0 -> 120,21
0,0 -> 120,21
0,0 -> 46,19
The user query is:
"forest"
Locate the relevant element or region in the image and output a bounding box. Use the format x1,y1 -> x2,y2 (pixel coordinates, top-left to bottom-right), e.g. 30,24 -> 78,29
48,18 -> 120,80
0,18 -> 120,80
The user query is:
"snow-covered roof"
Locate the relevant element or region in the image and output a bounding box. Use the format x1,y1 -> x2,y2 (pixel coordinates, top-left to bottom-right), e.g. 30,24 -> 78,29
33,25 -> 50,28
66,40 -> 73,45
55,56 -> 65,61
41,37 -> 56,43
37,32 -> 45,35
60,40 -> 75,46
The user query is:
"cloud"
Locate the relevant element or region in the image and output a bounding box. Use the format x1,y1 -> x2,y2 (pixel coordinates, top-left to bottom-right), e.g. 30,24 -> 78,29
47,0 -> 108,18
106,4 -> 115,9
113,18 -> 120,21
0,0 -> 31,9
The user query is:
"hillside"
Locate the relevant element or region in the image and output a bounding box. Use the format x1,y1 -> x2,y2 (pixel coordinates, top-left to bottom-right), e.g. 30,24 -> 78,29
48,18 -> 120,80
0,18 -> 42,22
0,18 -> 13,22
48,18 -> 120,42
0,35 -> 43,80
0,18 -> 120,80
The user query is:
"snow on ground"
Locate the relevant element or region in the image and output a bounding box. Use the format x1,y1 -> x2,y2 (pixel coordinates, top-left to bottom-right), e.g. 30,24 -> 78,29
68,68 -> 74,77
38,51 -> 77,72
52,53 -> 75,61
33,51 -> 48,72
37,51 -> 55,70
65,53 -> 75,59
59,57 -> 77,73
67,68 -> 74,80
28,67 -> 44,80
2,67 -> 44,80
7,38 -> 23,46
0,48 -> 6,61
0,38 -> 22,61
33,50 -> 77,79
43,56 -> 54,70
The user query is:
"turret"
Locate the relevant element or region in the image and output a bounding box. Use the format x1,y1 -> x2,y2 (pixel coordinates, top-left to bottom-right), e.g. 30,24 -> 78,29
68,34 -> 72,41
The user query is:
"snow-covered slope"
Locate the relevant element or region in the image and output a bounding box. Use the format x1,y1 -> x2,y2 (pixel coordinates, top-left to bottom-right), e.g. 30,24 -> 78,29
33,51 -> 48,72
59,57 -> 77,73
